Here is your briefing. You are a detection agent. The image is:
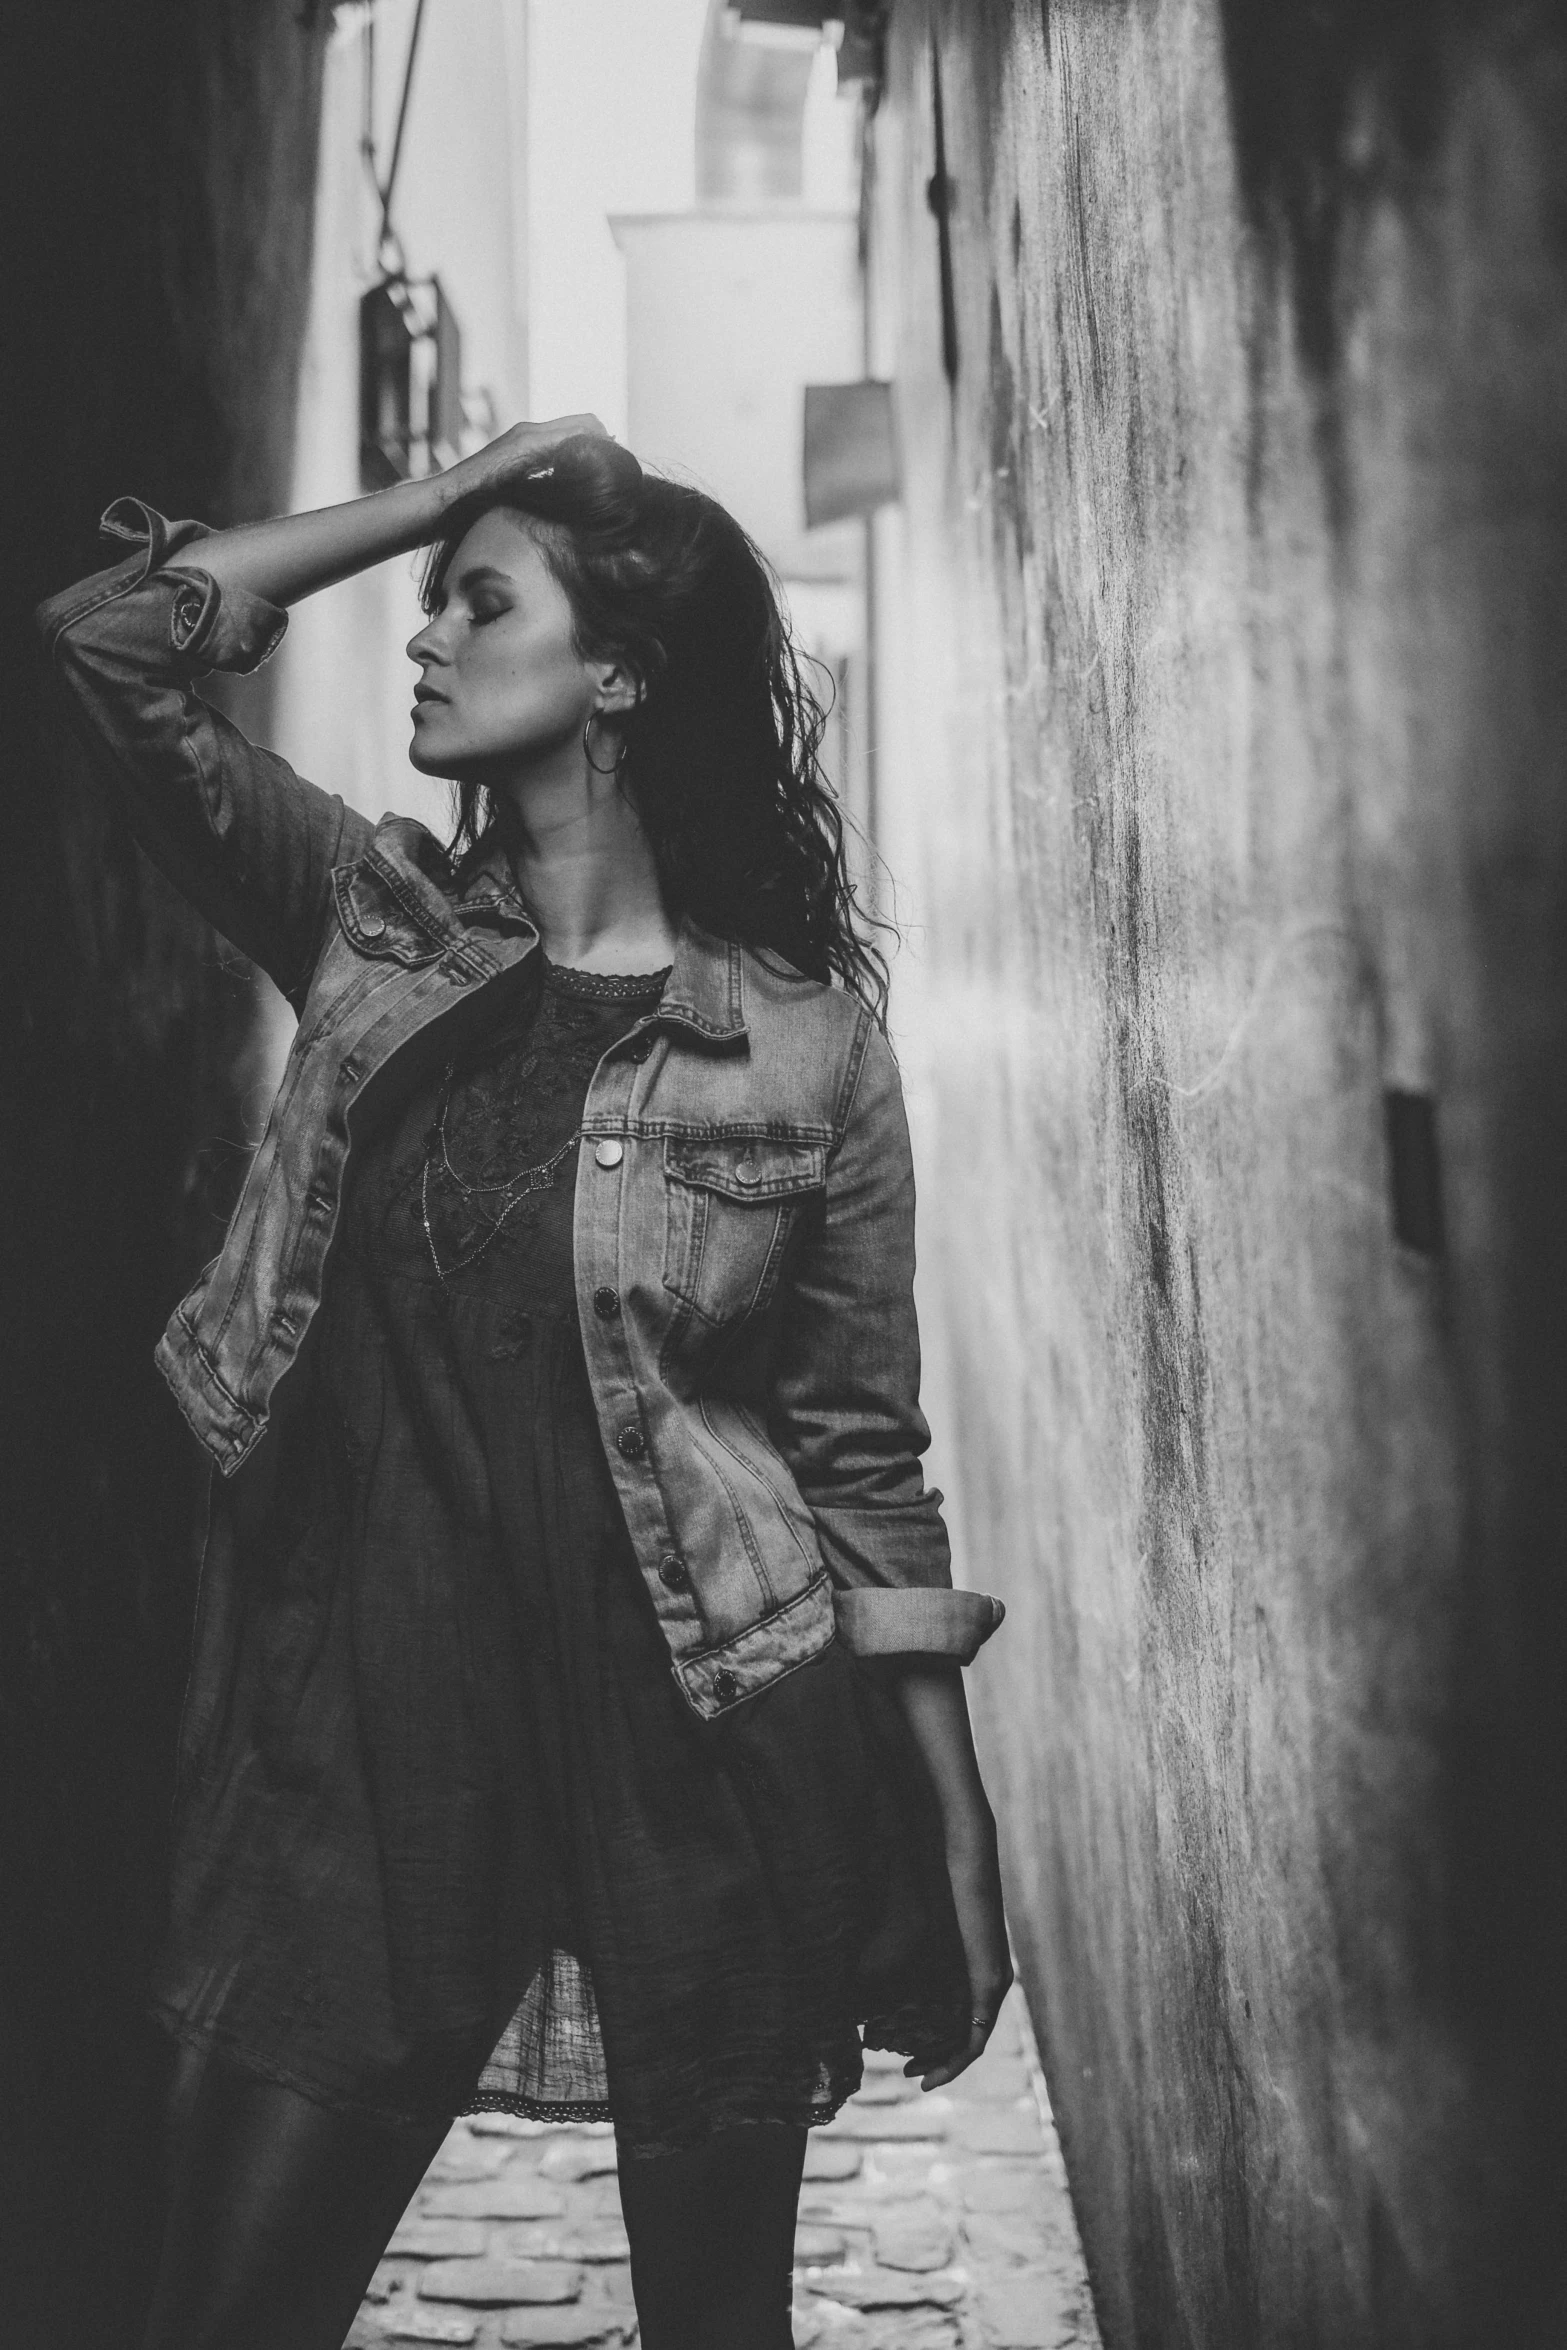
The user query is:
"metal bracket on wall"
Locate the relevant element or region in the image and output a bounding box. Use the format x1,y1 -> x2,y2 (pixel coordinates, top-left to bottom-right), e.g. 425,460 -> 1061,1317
839,0 -> 891,93
359,274 -> 463,490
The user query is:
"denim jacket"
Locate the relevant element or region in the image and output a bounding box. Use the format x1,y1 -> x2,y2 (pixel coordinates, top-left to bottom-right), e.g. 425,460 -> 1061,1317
37,502 -> 1002,1720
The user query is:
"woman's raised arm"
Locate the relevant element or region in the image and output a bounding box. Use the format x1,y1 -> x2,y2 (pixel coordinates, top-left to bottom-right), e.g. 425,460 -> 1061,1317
176,413 -> 609,609
36,417 -> 608,1001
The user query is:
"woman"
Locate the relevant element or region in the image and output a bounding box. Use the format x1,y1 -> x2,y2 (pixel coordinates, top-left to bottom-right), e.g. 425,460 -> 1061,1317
37,418 -> 1009,2350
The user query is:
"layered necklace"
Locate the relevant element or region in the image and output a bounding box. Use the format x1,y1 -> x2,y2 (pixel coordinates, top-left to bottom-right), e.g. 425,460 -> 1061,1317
419,961 -> 669,1283
419,1075 -> 584,1281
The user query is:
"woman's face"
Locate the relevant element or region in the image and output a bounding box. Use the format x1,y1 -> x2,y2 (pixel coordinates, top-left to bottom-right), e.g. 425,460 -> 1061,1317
405,510 -> 605,779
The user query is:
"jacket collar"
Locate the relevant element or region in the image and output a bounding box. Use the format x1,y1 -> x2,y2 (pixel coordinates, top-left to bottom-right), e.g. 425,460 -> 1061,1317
460,828 -> 746,1042
659,922 -> 748,1045
363,821 -> 747,1042
363,819 -> 537,948
457,829 -> 538,928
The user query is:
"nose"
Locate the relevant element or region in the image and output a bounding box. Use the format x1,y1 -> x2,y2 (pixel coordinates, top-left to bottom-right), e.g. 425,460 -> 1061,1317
406,618 -> 447,665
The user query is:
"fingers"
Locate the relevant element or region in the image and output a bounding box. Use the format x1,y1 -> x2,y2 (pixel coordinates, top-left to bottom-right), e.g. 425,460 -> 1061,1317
530,413 -> 609,443
914,2015 -> 991,2092
475,417 -> 612,479
906,1954 -> 1014,2092
907,1996 -> 1007,2093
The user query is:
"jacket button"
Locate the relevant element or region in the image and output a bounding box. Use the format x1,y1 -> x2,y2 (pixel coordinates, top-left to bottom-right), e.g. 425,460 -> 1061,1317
594,1138 -> 624,1169
628,1039 -> 652,1064
658,1552 -> 688,1590
712,1669 -> 740,1704
734,1155 -> 761,1187
593,1286 -> 621,1319
616,1424 -> 646,1460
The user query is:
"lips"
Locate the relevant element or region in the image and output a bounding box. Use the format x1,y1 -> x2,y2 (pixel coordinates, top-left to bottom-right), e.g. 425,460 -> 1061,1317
413,683 -> 447,706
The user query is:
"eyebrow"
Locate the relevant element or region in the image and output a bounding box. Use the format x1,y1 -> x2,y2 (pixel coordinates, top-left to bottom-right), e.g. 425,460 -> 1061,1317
451,564 -> 517,594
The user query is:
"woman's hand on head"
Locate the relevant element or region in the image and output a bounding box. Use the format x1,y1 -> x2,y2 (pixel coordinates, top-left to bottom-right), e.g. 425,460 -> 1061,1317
459,415 -> 612,499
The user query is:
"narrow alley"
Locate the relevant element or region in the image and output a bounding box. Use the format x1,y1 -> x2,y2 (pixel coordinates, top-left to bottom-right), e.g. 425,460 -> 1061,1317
349,1992 -> 1098,2350
7,5 -> 1567,2348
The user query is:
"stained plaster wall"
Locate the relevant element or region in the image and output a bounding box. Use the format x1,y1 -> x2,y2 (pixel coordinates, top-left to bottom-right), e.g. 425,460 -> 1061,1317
867,5 -> 1567,2344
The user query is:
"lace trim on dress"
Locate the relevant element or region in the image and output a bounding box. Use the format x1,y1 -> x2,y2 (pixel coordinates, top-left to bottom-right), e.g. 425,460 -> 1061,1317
461,2088 -> 616,2126
542,960 -> 671,1002
455,2084 -> 856,2158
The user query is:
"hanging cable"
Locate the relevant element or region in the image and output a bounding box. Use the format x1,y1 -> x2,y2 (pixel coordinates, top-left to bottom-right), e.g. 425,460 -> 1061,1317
360,3 -> 377,189
378,0 -> 429,264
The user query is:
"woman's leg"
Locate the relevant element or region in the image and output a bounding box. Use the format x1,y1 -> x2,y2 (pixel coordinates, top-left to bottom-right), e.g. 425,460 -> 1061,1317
141,2042 -> 452,2350
616,2120 -> 807,2350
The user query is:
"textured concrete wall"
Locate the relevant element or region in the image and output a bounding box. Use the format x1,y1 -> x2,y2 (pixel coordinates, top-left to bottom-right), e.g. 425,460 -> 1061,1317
868,5 -> 1567,2344
2,8 -> 327,2342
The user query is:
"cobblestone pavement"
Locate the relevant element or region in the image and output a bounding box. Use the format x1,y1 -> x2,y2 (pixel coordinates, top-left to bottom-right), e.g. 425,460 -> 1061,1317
349,1986 -> 1100,2349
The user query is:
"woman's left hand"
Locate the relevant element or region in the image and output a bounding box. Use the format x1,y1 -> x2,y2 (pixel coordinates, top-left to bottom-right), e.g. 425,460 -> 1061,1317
882,1659 -> 1014,2091
915,1817 -> 1013,2091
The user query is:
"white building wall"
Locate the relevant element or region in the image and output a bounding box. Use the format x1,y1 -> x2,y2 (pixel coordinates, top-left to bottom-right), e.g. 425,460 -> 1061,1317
613,211 -> 861,584
269,1 -> 530,843
612,209 -> 869,853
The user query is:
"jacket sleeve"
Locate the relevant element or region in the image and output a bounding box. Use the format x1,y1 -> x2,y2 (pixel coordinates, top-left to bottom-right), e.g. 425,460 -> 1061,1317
767,1011 -> 1004,1666
34,499 -> 374,1007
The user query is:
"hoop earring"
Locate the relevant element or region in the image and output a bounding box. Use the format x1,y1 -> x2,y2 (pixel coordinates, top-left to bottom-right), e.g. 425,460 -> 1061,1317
583,711 -> 626,776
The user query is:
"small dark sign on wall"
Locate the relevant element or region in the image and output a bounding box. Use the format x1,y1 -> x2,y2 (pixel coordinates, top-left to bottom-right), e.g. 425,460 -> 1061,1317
803,379 -> 901,527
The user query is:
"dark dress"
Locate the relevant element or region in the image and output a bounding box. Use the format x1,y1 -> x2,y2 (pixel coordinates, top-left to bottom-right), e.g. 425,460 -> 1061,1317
152,957 -> 969,2156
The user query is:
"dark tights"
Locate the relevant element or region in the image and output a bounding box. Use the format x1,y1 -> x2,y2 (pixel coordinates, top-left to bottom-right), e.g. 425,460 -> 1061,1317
617,2120 -> 807,2350
141,2045 -> 451,2350
142,2045 -> 806,2350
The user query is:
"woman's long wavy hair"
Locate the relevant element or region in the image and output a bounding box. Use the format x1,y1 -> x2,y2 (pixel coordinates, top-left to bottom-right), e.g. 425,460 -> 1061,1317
419,435 -> 890,1025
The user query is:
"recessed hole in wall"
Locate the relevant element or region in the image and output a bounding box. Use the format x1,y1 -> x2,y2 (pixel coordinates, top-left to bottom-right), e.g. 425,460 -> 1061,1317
1383,1088 -> 1445,1258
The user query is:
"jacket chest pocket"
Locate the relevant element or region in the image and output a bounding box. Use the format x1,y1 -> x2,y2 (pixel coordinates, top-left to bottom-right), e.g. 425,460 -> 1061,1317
291,865 -> 449,1052
332,859 -> 448,968
662,1137 -> 827,1331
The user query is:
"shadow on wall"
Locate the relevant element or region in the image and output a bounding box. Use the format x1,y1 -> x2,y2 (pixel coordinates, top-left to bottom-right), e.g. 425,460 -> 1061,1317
0,7 -> 328,2343
1217,0 -> 1453,371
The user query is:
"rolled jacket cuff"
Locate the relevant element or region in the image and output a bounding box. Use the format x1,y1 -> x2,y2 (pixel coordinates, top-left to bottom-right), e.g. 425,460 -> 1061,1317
98,497 -> 287,673
98,494 -> 209,579
808,1496 -> 952,1592
164,566 -> 288,674
832,1585 -> 1004,1664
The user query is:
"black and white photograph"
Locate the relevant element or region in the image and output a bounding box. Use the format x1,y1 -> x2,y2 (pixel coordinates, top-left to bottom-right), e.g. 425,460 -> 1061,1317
3,4 -> 1564,2347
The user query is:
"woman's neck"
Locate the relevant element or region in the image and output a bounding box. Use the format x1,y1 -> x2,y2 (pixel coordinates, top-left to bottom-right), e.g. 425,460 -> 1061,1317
497,764 -> 679,974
